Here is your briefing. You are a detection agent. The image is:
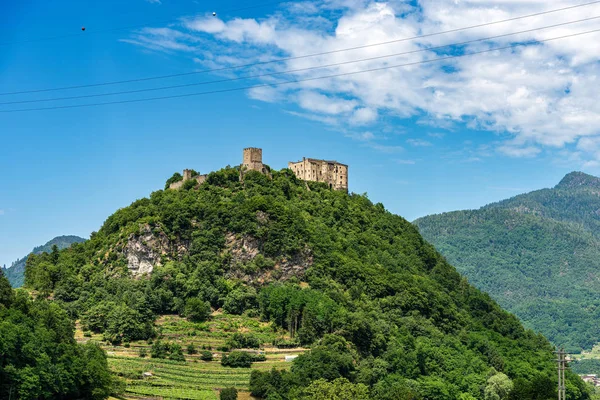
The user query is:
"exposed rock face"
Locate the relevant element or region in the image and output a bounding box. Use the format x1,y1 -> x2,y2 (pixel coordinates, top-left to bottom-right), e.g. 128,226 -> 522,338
224,232 -> 313,284
123,222 -> 312,281
124,225 -> 170,276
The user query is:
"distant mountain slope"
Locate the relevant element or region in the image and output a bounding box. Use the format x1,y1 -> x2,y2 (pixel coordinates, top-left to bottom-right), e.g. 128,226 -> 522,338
3,235 -> 86,287
414,172 -> 600,352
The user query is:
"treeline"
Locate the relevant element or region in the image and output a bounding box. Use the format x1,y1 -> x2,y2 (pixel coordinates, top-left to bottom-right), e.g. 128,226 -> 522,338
23,167 -> 591,399
0,271 -> 115,399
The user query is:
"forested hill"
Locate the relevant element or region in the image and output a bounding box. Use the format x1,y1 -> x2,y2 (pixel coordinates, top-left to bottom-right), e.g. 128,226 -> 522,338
2,235 -> 85,287
414,171 -> 600,352
24,167 -> 590,399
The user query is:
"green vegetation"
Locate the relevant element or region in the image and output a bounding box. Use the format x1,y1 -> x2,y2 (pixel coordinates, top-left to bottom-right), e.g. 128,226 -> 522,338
219,387 -> 237,400
415,171 -> 600,352
0,271 -> 114,399
22,166 -> 591,398
2,235 -> 85,287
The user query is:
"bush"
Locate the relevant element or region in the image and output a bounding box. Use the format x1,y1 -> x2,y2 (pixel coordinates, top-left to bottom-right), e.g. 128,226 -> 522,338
83,331 -> 92,337
184,298 -> 212,322
200,350 -> 213,361
169,344 -> 185,362
187,343 -> 197,355
151,340 -> 185,361
139,348 -> 147,358
221,351 -> 254,368
227,333 -> 261,349
220,387 -> 238,400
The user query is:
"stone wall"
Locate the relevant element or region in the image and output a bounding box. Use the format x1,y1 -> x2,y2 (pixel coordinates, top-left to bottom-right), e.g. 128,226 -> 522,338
288,157 -> 348,191
169,171 -> 208,189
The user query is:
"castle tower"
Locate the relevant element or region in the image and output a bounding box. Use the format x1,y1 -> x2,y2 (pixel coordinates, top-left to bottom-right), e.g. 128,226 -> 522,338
242,147 -> 265,173
183,169 -> 193,180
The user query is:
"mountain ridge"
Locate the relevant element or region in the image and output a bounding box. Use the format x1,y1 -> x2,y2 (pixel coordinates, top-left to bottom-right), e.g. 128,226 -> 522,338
3,235 -> 86,287
415,171 -> 600,351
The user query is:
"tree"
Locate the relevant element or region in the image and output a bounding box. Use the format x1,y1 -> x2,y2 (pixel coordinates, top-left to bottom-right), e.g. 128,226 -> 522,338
484,372 -> 514,400
220,387 -> 238,400
296,378 -> 369,400
185,298 -> 211,322
0,269 -> 13,307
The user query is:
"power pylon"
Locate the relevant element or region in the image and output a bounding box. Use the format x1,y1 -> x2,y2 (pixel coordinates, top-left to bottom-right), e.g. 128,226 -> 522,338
555,348 -> 567,400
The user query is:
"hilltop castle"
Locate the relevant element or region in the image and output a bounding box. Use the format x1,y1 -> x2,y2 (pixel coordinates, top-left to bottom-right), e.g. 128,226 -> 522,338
170,148 -> 348,191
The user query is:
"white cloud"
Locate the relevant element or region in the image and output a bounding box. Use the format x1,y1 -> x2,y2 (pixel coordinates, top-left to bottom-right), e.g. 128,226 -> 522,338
124,0 -> 600,160
396,159 -> 416,164
350,107 -> 378,125
146,0 -> 161,4
297,91 -> 358,114
407,138 -> 433,147
428,132 -> 445,138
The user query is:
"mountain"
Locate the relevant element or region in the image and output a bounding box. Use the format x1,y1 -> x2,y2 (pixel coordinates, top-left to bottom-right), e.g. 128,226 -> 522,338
414,171 -> 600,352
3,235 -> 86,287
22,167 -> 590,399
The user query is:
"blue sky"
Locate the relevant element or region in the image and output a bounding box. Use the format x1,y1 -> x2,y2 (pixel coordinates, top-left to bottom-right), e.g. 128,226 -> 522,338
2,0 -> 600,267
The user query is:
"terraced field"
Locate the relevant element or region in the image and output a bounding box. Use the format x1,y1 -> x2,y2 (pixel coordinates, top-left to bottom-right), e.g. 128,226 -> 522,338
75,313 -> 307,400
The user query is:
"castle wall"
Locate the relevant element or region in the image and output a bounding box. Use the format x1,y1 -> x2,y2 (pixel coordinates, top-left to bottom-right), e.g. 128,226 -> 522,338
288,157 -> 348,191
169,172 -> 207,189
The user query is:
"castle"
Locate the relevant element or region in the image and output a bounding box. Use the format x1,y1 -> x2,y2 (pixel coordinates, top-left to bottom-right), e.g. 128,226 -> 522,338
170,148 -> 348,191
288,157 -> 348,191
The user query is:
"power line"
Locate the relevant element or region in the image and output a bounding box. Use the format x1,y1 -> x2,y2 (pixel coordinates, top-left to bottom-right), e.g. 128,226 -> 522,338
0,1 -> 283,47
2,0 -> 600,96
1,28 -> 599,113
2,15 -> 599,106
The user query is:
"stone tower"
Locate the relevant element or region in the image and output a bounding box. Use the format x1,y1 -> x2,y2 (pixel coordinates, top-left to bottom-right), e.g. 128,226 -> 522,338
242,147 -> 265,173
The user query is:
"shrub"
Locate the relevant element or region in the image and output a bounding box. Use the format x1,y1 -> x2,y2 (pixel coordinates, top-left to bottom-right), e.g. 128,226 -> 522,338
83,331 -> 92,337
227,333 -> 261,349
221,351 -> 254,368
187,343 -> 197,355
139,348 -> 148,358
200,350 -> 214,361
220,387 -> 238,400
169,344 -> 185,362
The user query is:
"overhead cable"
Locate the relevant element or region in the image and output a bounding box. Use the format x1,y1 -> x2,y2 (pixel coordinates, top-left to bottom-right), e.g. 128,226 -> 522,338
1,15 -> 598,106
1,28 -> 599,113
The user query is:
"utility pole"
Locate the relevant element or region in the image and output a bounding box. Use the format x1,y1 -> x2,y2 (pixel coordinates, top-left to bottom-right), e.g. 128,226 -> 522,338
555,348 -> 567,400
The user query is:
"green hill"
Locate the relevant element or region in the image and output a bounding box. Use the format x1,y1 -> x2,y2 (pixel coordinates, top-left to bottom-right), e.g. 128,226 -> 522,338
23,167 -> 590,399
2,235 -> 86,287
414,172 -> 600,352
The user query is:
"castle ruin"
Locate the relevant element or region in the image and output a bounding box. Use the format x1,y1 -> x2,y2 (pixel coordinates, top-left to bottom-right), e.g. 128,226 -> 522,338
288,158 -> 348,192
170,148 -> 348,191
169,169 -> 207,190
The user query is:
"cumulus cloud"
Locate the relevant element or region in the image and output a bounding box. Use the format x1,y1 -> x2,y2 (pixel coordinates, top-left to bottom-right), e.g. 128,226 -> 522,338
124,0 -> 600,161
